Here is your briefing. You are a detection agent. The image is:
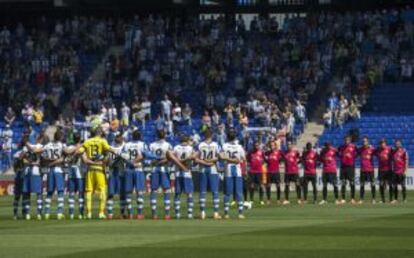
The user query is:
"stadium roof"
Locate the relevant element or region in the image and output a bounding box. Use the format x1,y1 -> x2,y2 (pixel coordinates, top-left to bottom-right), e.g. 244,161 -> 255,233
0,0 -> 412,17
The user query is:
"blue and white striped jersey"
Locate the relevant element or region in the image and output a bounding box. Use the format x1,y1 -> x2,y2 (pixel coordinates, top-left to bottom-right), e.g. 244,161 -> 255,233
173,144 -> 194,172
149,140 -> 172,172
122,141 -> 147,168
221,141 -> 246,177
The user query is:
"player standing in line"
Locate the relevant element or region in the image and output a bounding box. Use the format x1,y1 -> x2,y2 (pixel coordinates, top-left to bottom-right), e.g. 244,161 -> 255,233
247,141 -> 265,205
376,139 -> 393,203
282,142 -> 302,205
220,129 -> 246,219
106,134 -> 126,219
338,136 -> 357,204
319,142 -> 340,205
301,142 -> 318,204
194,129 -> 222,220
12,137 -> 27,219
21,134 -> 45,220
80,127 -> 115,219
121,130 -> 147,219
66,133 -> 85,219
173,135 -> 195,219
391,139 -> 408,204
264,140 -> 282,204
149,130 -> 173,220
358,136 -> 376,204
27,130 -> 69,220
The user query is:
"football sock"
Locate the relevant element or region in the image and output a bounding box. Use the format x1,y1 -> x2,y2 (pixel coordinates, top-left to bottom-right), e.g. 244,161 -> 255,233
120,193 -> 126,215
174,193 -> 181,218
199,192 -> 206,212
22,193 -> 30,215
401,184 -> 407,201
224,194 -> 230,215
150,191 -> 157,217
164,191 -> 171,216
85,191 -> 92,215
13,194 -> 21,217
36,194 -> 43,216
187,195 -> 193,217
333,186 -> 339,200
259,186 -> 264,202
69,193 -> 75,216
237,196 -> 243,214
360,185 -> 365,200
276,185 -> 281,201
57,191 -> 64,215
106,195 -> 114,216
126,193 -> 132,215
341,183 -> 346,199
323,185 -> 328,201
137,192 -> 144,215
284,185 -> 290,200
371,184 -> 376,200
98,191 -> 107,215
303,183 -> 308,201
249,188 -> 254,202
402,185 -> 406,201
379,184 -> 385,202
212,191 -> 219,213
45,193 -> 52,215
394,185 -> 398,200
389,185 -> 393,202
350,182 -> 355,199
312,181 -> 317,201
296,185 -> 301,200
265,185 -> 271,201
79,193 -> 84,216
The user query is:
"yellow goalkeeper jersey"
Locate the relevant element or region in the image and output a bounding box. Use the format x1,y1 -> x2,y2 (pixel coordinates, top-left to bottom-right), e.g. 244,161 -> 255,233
80,136 -> 111,172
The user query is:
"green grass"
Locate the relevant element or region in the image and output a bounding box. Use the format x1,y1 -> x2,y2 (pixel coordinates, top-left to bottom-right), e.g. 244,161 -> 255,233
0,193 -> 414,258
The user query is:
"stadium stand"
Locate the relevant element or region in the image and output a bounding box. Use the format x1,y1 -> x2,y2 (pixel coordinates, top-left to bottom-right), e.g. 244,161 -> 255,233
1,6 -> 414,172
318,83 -> 414,165
0,17 -> 115,172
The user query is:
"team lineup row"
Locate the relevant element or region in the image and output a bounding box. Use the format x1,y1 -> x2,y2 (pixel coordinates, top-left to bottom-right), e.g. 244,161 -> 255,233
12,128 -> 408,221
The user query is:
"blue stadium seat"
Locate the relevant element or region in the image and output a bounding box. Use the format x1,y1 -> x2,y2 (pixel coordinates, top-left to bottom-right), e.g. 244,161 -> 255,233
318,83 -> 414,167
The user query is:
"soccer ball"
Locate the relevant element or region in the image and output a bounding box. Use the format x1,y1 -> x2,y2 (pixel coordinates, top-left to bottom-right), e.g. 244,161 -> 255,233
243,201 -> 253,210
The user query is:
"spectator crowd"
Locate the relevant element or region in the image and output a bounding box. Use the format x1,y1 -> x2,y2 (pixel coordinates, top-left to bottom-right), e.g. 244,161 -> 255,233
1,8 -> 414,172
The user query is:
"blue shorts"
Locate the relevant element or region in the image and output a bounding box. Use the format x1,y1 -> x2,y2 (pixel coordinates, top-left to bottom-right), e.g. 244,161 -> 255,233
68,178 -> 84,194
224,176 -> 243,196
151,169 -> 170,191
175,172 -> 194,194
47,168 -> 65,193
199,170 -> 219,194
108,170 -> 124,196
124,169 -> 145,193
23,169 -> 42,194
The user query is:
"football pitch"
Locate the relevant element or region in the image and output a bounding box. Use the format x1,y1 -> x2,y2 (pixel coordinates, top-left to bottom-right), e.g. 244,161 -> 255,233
0,193 -> 413,258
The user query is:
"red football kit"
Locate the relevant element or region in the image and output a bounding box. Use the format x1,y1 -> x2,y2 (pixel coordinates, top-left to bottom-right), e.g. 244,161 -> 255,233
376,146 -> 392,172
302,150 -> 318,175
247,150 -> 264,174
338,143 -> 357,167
320,147 -> 337,173
392,148 -> 408,175
359,145 -> 375,173
265,150 -> 282,173
283,150 -> 300,175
